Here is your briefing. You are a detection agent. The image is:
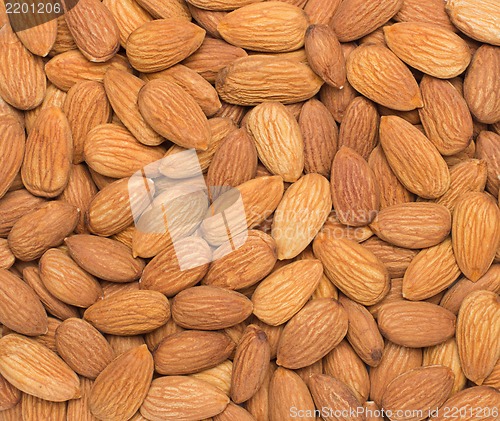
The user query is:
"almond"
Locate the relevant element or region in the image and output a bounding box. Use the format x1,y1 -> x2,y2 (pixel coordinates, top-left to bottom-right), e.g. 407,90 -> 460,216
313,235 -> 390,306
308,374 -> 364,421
330,0 -> 403,42
252,260 -> 323,326
299,98 -> 338,178
384,22 -> 471,78
0,374 -> 20,411
0,24 -> 45,110
452,192 -> 500,281
65,234 -> 145,282
402,238 -> 461,301
84,290 -> 170,335
90,345 -> 153,421
203,230 -> 276,290
55,318 -> 114,379
475,131 -> 500,197
331,146 -> 380,226
445,0 -> 500,46
377,301 -> 456,347
0,334 -> 80,402
216,55 -> 323,106
272,173 -> 331,259
370,202 -> 451,249
231,324 -> 270,403
379,116 -> 450,198
277,298 -> 348,369
45,50 -> 131,92
140,376 -> 229,420
154,330 -> 234,375
127,19 -> 206,72
0,116 -> 25,199
172,286 -> 253,330
21,107 -> 73,198
138,79 -> 210,150
347,44 -> 422,111
217,2 -> 309,52
8,201 -> 79,261
304,24 -> 345,88
39,248 -> 103,308
381,365 -> 454,421
269,368 -> 315,421
394,0 -> 455,31
63,80 -> 112,163
339,295 -> 385,367
136,0 -> 191,19
0,190 -> 46,238
84,124 -> 165,178
246,101 -> 304,182
419,75 -> 473,156
214,402 -> 256,421
0,269 -> 47,336
456,290 -> 500,385
141,236 -> 212,296
323,340 -> 370,403
429,386 -> 500,421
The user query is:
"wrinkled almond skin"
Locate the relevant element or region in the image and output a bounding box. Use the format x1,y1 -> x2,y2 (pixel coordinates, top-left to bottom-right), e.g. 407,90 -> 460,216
445,0 -> 500,46
40,248 -> 103,308
252,260 -> 323,326
21,107 -> 73,198
277,298 -> 348,369
269,367 -> 315,421
370,202 -> 451,249
139,79 -> 210,150
0,24 -> 46,110
456,291 -> 500,385
340,295 -> 385,367
21,393 -> 67,421
84,290 -> 170,335
475,131 -> 500,197
0,334 -> 80,402
141,376 -> 229,420
0,374 -> 20,411
231,324 -> 270,403
331,146 -> 380,227
8,201 -> 79,261
172,286 -> 253,330
0,269 -> 47,336
90,345 -> 154,421
127,19 -> 206,72
384,22 -> 471,79
394,0 -> 455,31
154,330 -> 234,375
272,173 -> 332,259
246,101 -> 304,182
216,55 -> 323,106
65,235 -> 145,283
299,98 -> 338,178
403,238 -> 462,301
305,24 -> 345,88
369,341 -> 422,407
419,75 -> 473,156
452,192 -> 500,281
381,366 -> 455,421
346,44 -> 422,111
330,0 -> 403,42
218,2 -> 309,52
308,374 -> 364,421
377,301 -> 456,347
204,230 -> 276,291
0,190 -> 46,238
55,318 -> 114,379
313,235 -> 390,306
379,116 -> 450,198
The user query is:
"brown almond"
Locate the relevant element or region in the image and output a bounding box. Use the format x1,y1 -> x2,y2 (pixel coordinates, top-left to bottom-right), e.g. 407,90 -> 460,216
475,131 -> 500,197
377,301 -> 456,347
172,286 -> 253,330
55,318 -> 114,379
90,345 -> 153,421
84,290 -> 170,335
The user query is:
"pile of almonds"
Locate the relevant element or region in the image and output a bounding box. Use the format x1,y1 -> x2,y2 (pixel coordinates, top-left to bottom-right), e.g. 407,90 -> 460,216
0,0 -> 499,419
